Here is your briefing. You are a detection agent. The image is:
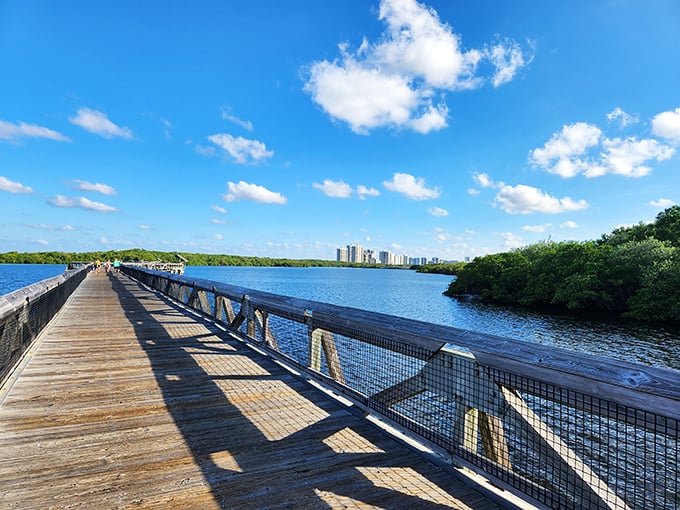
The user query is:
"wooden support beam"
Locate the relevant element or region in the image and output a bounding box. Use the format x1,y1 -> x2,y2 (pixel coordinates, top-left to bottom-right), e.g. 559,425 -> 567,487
255,310 -> 279,351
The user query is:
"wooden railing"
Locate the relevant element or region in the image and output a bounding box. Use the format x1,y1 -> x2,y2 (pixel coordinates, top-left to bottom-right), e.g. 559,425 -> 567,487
121,266 -> 679,509
0,265 -> 90,384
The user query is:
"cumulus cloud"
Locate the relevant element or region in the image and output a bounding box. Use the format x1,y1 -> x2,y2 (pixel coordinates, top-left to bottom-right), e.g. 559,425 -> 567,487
48,194 -> 117,212
138,225 -> 152,230
211,218 -> 230,224
428,206 -> 449,217
207,134 -> 273,164
222,181 -> 286,204
530,122 -> 602,177
0,120 -> 70,142
312,180 -> 380,199
494,184 -> 588,214
213,233 -> 224,240
530,121 -> 675,178
596,137 -> 675,178
211,205 -> 228,214
356,185 -> 381,199
70,179 -> 117,195
384,172 -> 440,200
473,172 -> 495,188
561,221 -> 578,228
606,107 -> 638,128
303,0 -> 530,134
69,108 -> 133,139
652,107 -> 680,143
650,198 -> 676,208
0,176 -> 33,193
313,179 -> 353,198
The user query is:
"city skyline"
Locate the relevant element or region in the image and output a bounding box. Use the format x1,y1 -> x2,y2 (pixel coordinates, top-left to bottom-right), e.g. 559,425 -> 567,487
336,243 -> 454,266
1,1 -> 679,260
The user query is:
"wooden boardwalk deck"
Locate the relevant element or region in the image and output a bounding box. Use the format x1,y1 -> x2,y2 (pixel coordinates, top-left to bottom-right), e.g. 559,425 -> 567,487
0,271 -> 501,509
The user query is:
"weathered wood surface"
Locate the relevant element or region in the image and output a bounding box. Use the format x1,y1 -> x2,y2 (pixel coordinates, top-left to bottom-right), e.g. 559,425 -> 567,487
0,271 -> 500,509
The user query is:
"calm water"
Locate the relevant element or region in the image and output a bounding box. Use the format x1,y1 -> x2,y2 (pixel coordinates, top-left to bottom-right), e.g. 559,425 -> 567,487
184,266 -> 680,370
2,264 -> 678,369
0,264 -> 68,295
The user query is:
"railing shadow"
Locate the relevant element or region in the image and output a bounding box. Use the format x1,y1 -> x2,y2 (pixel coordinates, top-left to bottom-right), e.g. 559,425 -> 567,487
108,272 -> 490,509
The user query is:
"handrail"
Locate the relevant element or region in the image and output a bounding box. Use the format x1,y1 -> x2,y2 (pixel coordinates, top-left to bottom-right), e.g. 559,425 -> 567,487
0,265 -> 91,383
121,265 -> 679,510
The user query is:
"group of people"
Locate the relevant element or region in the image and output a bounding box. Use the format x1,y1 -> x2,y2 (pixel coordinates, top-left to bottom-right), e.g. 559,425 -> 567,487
92,259 -> 121,273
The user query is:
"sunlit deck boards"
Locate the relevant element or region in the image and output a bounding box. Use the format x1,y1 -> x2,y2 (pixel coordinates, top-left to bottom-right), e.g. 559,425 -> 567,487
0,272 -> 500,509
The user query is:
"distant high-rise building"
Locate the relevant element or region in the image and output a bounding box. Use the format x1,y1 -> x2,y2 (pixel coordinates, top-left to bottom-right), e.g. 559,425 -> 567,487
348,244 -> 364,263
337,247 -> 348,262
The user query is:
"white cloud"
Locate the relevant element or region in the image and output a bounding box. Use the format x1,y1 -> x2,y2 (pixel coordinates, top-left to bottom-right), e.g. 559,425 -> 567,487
211,218 -> 230,224
221,108 -> 254,131
139,225 -> 151,230
213,233 -> 224,240
36,239 -> 49,246
313,179 -> 353,198
652,107 -> 680,143
596,137 -> 675,178
0,120 -> 70,142
0,176 -> 33,193
427,206 -> 449,217
499,232 -> 524,250
494,184 -> 588,214
356,185 -> 381,199
473,172 -> 494,188
70,179 -> 117,195
531,121 -> 674,178
207,134 -> 274,164
69,108 -> 133,139
303,0 -> 529,134
561,220 -> 578,228
466,188 -> 480,195
521,223 -> 552,233
384,172 -> 440,200
649,198 -> 676,208
222,181 -> 287,204
305,57 -> 420,134
211,205 -> 228,214
606,107 -> 638,128
48,195 -> 117,212
62,224 -> 75,231
530,122 -> 602,177
486,38 -> 533,88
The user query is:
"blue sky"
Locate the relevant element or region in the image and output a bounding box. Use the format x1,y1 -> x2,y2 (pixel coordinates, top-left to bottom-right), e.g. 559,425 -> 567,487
1,0 -> 679,261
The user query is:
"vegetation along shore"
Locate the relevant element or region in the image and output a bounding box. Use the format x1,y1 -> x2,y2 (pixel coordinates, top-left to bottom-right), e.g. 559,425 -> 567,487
445,206 -> 680,323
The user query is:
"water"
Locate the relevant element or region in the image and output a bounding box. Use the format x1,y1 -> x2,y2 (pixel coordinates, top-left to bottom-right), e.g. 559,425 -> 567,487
0,264 -> 68,295
184,266 -> 680,370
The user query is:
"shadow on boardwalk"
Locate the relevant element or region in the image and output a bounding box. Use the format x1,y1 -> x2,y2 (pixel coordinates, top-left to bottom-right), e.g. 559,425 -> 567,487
112,272 -> 497,509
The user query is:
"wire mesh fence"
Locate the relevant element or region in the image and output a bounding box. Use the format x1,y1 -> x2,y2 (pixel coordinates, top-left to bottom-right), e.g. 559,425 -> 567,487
123,266 -> 680,510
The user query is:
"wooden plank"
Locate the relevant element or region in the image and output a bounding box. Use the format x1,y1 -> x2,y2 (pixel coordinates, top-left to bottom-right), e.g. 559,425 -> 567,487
0,272 -> 499,510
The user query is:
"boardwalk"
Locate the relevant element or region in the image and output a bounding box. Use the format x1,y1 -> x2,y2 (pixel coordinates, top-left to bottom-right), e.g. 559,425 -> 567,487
0,271 -> 501,509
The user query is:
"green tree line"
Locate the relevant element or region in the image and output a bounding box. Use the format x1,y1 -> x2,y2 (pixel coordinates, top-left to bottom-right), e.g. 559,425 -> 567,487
0,248 -> 380,269
445,206 -> 680,323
